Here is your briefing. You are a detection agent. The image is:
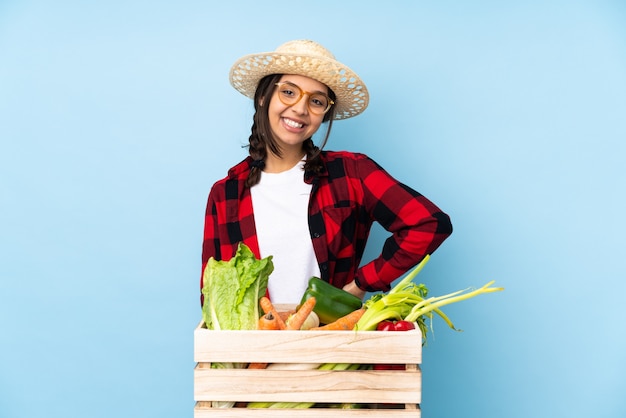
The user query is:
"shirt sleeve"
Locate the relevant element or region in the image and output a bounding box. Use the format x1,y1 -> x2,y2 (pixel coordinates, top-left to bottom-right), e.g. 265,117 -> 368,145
200,185 -> 222,306
354,156 -> 452,292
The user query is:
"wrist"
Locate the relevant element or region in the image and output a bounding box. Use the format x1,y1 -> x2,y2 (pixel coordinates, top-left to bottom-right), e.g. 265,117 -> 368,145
342,280 -> 366,300
354,275 -> 365,291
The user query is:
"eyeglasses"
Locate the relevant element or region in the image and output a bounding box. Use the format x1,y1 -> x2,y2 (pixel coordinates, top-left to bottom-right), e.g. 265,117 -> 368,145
274,82 -> 334,115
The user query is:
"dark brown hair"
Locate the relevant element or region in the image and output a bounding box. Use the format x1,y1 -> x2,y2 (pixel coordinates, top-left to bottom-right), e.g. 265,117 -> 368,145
245,74 -> 336,187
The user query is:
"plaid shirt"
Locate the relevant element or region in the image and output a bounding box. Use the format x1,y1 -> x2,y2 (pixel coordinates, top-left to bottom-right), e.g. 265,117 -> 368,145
201,151 -> 452,299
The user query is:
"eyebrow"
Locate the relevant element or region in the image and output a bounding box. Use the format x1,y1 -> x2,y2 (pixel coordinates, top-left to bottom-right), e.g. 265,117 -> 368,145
282,80 -> 328,95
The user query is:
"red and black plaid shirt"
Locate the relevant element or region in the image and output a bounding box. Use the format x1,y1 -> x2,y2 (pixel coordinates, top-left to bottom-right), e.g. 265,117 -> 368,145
201,151 -> 452,300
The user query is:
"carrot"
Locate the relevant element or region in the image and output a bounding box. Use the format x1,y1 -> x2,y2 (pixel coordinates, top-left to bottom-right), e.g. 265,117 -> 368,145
285,296 -> 317,330
247,362 -> 269,369
248,312 -> 281,370
257,312 -> 280,330
310,308 -> 366,331
259,297 -> 287,330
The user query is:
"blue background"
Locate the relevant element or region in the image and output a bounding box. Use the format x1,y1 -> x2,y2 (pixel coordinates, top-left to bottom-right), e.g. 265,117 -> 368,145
2,1 -> 625,417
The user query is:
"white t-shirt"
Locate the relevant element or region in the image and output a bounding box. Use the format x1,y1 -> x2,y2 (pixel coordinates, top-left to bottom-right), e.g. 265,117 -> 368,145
250,161 -> 321,304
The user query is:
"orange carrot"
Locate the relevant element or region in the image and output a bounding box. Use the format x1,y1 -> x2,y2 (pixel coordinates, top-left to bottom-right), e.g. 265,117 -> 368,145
247,362 -> 268,369
259,297 -> 287,330
257,312 -> 280,330
310,308 -> 366,331
285,296 -> 317,330
248,312 -> 281,370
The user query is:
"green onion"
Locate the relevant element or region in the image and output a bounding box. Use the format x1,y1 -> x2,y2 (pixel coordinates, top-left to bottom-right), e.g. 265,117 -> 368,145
355,255 -> 504,344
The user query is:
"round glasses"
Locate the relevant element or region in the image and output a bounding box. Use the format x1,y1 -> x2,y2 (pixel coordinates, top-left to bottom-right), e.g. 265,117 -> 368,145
274,82 -> 334,115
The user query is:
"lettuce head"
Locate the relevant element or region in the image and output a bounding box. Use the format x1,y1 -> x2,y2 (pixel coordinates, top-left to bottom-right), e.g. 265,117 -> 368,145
202,243 -> 273,330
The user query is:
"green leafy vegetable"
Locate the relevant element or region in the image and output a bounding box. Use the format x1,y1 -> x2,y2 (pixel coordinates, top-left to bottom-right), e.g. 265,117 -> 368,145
201,243 -> 274,408
202,242 -> 274,331
355,255 -> 504,345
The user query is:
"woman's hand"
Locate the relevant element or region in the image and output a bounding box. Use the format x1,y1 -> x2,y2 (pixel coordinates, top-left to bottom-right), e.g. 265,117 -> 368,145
342,280 -> 366,300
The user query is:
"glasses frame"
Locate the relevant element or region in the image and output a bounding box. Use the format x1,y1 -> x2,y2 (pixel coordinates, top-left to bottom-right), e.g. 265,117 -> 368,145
274,82 -> 335,115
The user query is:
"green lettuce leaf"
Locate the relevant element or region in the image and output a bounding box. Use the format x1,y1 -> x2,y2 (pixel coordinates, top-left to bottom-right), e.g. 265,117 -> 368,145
201,242 -> 273,331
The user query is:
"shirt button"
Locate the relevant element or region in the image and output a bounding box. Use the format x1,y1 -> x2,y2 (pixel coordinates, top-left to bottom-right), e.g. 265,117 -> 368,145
313,232 -> 320,238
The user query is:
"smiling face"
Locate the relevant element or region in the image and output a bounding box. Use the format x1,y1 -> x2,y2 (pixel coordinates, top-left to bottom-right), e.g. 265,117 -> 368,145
266,74 -> 329,156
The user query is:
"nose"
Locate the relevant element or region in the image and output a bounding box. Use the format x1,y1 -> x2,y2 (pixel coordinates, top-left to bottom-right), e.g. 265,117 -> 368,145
290,94 -> 309,115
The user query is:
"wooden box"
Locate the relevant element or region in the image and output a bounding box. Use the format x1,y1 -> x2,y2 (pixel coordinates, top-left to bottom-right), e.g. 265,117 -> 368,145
194,319 -> 422,417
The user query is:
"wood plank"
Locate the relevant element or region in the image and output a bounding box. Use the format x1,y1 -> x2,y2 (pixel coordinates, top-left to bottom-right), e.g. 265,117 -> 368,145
194,368 -> 421,404
194,326 -> 422,364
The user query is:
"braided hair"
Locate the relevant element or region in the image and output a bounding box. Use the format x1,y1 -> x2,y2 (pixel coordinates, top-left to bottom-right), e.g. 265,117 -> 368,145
245,74 -> 336,188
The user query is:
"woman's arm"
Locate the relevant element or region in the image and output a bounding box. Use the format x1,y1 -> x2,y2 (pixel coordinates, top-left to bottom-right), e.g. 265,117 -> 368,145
355,156 -> 453,292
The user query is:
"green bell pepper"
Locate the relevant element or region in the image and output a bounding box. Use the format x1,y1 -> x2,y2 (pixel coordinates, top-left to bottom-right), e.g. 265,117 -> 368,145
298,277 -> 363,325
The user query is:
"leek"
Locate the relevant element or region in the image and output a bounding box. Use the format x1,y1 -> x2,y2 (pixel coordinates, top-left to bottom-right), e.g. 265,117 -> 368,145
354,255 -> 504,344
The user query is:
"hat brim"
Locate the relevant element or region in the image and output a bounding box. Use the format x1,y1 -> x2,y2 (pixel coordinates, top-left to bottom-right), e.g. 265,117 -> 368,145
229,51 -> 369,120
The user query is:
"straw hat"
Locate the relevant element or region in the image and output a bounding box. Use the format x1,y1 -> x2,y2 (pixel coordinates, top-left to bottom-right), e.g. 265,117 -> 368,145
229,40 -> 369,120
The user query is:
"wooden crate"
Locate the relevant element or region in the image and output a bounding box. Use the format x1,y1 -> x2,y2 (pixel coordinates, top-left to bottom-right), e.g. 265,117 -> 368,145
194,320 -> 422,417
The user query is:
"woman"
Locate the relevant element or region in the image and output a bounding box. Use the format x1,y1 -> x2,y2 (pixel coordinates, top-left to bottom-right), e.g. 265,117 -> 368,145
201,40 -> 452,305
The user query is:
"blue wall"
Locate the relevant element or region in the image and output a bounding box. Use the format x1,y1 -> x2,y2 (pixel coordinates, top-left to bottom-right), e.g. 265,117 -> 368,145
1,1 -> 625,417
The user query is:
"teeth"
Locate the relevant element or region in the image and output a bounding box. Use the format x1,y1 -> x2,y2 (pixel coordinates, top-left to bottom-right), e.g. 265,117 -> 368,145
284,118 -> 303,128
